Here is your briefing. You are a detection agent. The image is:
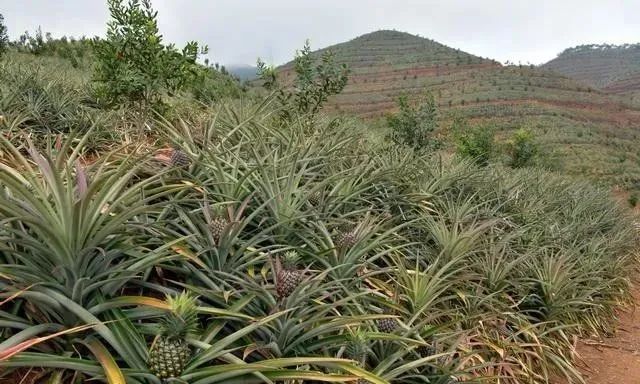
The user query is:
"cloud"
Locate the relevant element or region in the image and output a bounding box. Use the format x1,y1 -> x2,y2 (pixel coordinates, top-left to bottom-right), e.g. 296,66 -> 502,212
3,0 -> 639,65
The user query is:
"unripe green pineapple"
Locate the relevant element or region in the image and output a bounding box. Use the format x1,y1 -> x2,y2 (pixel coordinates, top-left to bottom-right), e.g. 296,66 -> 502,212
170,148 -> 190,168
149,292 -> 199,380
346,330 -> 368,365
346,331 -> 370,384
276,251 -> 304,298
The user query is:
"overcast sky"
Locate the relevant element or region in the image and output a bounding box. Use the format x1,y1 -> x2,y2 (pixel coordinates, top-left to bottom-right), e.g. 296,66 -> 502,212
2,1 -> 639,66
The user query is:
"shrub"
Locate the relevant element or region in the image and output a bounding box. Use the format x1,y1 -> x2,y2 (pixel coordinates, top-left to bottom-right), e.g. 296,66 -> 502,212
454,118 -> 495,165
257,39 -> 349,123
386,93 -> 439,151
13,30 -> 91,68
92,0 -> 207,109
629,193 -> 638,207
190,66 -> 243,104
506,128 -> 539,168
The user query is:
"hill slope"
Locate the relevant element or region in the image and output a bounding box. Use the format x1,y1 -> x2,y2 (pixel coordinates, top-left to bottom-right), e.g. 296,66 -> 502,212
276,30 -> 640,190
542,44 -> 640,98
227,65 -> 258,81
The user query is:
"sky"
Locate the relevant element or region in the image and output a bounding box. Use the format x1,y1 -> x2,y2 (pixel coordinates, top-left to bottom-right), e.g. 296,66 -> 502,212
2,0 -> 639,66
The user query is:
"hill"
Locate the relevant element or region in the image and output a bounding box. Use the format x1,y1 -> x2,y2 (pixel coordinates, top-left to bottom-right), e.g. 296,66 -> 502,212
227,64 -> 258,81
275,30 -> 640,190
542,44 -> 640,99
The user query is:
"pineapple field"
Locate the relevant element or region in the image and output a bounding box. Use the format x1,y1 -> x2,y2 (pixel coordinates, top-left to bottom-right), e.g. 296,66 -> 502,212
0,2 -> 639,384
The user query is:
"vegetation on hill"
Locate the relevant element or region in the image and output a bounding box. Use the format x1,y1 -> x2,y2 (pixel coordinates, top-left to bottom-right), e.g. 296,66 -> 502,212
0,6 -> 638,384
273,30 -> 640,191
543,43 -> 640,95
227,64 -> 259,81
0,14 -> 8,57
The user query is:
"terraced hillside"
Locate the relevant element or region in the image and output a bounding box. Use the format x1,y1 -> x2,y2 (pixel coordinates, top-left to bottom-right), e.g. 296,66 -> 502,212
276,30 -> 640,190
542,44 -> 640,96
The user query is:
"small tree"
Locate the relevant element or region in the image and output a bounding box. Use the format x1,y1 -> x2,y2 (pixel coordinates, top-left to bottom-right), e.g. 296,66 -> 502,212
386,93 -> 439,151
92,0 -> 207,110
0,14 -> 8,57
454,118 -> 494,166
506,128 -> 539,168
257,40 -> 349,123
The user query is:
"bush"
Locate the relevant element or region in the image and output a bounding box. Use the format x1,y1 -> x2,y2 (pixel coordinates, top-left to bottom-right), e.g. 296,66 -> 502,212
454,118 -> 495,165
190,66 -> 243,104
506,128 -> 539,168
629,193 -> 638,207
257,39 -> 349,123
13,29 -> 91,68
386,93 -> 439,150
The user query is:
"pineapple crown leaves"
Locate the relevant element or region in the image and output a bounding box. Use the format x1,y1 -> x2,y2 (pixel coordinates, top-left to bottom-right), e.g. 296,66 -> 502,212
202,200 -> 223,222
160,292 -> 199,339
334,213 -> 379,249
201,194 -> 253,226
282,250 -> 300,270
271,250 -> 303,274
345,330 -> 370,365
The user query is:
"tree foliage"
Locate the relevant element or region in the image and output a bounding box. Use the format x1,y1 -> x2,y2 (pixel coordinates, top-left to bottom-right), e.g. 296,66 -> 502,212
506,128 -> 539,168
257,40 -> 349,122
453,118 -> 495,166
386,93 -> 439,150
13,28 -> 91,68
92,0 -> 207,109
0,13 -> 8,58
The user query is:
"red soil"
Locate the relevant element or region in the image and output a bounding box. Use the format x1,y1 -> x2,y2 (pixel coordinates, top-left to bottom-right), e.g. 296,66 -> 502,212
554,287 -> 640,384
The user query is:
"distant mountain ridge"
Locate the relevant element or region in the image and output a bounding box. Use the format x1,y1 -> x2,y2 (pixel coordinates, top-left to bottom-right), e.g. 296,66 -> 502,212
542,43 -> 640,96
227,65 -> 258,81
271,30 -> 640,188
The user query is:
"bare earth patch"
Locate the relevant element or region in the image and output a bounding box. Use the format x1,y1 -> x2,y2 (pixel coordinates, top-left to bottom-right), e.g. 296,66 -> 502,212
556,287 -> 640,384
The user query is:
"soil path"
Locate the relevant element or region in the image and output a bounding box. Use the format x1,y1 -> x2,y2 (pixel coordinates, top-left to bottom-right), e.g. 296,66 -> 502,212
557,287 -> 640,384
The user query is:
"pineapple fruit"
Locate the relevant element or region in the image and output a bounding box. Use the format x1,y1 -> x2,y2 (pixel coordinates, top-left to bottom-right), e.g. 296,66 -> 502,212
276,251 -> 304,298
416,344 -> 435,358
308,191 -> 322,206
335,227 -> 357,249
169,148 -> 191,168
376,314 -> 397,333
208,210 -> 228,245
149,292 -> 199,380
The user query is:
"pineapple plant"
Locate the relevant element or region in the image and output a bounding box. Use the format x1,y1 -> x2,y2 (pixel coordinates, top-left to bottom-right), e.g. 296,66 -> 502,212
148,292 -> 199,380
346,331 -> 370,384
275,251 -> 304,298
346,330 -> 368,365
169,147 -> 191,168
